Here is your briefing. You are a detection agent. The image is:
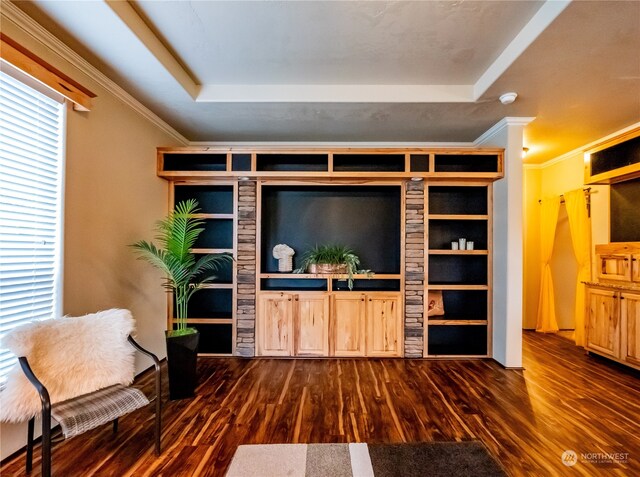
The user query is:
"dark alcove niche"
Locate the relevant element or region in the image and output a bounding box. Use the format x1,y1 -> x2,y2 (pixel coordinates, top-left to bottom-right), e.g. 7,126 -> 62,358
611,177 -> 640,242
261,185 -> 401,274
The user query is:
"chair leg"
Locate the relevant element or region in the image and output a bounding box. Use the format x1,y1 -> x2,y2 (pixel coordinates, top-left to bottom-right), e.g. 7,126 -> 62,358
41,407 -> 52,477
113,418 -> 118,434
154,372 -> 162,455
26,417 -> 34,473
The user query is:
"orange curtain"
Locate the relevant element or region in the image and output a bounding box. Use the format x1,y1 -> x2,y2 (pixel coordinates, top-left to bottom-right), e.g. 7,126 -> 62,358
564,189 -> 591,346
536,196 -> 561,333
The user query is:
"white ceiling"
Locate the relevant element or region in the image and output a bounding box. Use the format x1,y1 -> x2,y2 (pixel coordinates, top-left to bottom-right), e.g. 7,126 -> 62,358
10,0 -> 640,163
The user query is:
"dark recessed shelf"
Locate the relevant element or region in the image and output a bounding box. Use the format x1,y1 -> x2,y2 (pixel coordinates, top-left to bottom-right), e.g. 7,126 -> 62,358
428,186 -> 488,215
261,185 -> 401,274
232,153 -> 252,171
434,154 -> 499,173
194,219 -> 233,249
428,255 -> 487,285
163,153 -> 227,172
173,323 -> 232,354
174,185 -> 234,214
427,325 -> 488,356
261,278 -> 328,292
429,289 -> 487,321
174,288 -> 232,319
590,135 -> 640,176
333,154 -> 405,172
193,254 -> 233,283
428,220 -> 487,250
332,279 -> 401,292
410,154 -> 430,172
256,154 -> 328,171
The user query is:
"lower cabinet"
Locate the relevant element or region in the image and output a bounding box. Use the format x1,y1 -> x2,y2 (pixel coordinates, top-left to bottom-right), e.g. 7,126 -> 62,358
586,287 -> 620,358
585,285 -> 640,370
257,292 -> 402,357
621,291 -> 640,367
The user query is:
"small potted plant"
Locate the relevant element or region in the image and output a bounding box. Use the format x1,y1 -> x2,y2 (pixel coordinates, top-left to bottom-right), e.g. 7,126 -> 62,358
131,199 -> 232,400
295,244 -> 370,290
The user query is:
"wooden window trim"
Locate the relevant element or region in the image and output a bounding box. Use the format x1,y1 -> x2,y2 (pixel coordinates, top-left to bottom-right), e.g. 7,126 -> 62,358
0,33 -> 96,111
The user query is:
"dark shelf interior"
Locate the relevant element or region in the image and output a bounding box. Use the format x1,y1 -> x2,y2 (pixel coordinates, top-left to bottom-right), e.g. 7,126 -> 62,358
431,290 -> 487,321
611,177 -> 640,242
256,154 -> 328,171
194,219 -> 233,249
163,153 -> 227,172
192,254 -> 233,283
173,323 -> 232,354
332,154 -> 405,172
261,185 -> 401,274
260,278 -> 328,292
232,153 -> 252,171
428,220 -> 487,250
174,289 -> 232,319
410,154 -> 429,172
434,154 -> 498,173
427,325 -> 488,356
428,186 -> 488,215
174,185 -> 234,214
332,279 -> 401,292
428,255 -> 487,285
590,134 -> 640,176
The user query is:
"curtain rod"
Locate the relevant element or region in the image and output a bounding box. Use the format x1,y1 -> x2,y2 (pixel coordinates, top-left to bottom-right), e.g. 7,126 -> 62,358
538,187 -> 594,217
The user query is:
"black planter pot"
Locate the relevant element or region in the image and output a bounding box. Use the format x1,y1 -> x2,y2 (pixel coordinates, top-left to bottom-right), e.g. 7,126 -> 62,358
165,330 -> 200,400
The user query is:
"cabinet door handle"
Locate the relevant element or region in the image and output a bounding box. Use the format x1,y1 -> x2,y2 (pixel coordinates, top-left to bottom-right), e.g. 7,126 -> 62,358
288,298 -> 292,301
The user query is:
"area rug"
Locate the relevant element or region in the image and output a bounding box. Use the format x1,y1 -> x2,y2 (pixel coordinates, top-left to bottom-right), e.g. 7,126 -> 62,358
225,441 -> 506,476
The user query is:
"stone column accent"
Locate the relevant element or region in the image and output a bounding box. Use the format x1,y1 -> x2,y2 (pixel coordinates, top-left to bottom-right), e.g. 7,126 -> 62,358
404,181 -> 425,357
236,181 -> 257,357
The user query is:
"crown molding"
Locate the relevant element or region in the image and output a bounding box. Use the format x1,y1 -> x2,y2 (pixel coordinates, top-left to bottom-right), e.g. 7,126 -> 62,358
190,140 -> 476,148
1,1 -> 188,145
474,117 -> 536,146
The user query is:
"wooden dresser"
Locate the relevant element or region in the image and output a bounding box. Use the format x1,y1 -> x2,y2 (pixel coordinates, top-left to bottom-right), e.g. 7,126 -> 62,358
585,242 -> 640,370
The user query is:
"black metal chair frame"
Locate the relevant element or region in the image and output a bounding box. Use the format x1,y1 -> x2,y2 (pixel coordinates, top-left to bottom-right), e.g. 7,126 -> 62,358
19,335 -> 162,477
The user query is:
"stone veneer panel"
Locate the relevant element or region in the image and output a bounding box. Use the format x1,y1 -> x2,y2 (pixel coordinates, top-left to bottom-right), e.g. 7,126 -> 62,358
235,181 -> 257,357
404,181 -> 425,357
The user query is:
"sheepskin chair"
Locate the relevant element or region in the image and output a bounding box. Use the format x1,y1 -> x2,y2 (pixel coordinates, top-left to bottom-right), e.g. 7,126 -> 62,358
0,309 -> 162,477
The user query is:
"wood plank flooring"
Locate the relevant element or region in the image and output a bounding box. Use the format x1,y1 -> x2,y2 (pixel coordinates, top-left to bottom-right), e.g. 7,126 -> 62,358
2,331 -> 639,476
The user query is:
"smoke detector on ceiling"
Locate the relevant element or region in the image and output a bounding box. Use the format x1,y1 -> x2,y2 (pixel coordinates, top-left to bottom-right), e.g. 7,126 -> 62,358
499,92 -> 518,105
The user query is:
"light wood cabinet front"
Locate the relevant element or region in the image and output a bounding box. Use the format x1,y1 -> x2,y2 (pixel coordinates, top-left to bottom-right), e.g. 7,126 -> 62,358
586,288 -> 620,358
622,292 -> 640,366
295,293 -> 330,356
632,255 -> 640,283
258,293 -> 293,356
332,294 -> 366,357
367,295 -> 402,357
598,254 -> 631,282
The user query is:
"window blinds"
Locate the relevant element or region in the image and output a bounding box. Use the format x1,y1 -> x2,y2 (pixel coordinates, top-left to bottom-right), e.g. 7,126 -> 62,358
0,69 -> 64,382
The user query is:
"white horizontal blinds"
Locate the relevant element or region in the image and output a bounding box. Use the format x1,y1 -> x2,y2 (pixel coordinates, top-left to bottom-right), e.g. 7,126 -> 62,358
0,70 -> 64,382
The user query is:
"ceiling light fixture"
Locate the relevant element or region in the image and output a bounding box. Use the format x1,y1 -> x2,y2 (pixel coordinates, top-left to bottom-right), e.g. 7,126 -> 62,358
410,177 -> 424,182
499,92 -> 518,105
238,176 -> 250,181
522,147 -> 530,159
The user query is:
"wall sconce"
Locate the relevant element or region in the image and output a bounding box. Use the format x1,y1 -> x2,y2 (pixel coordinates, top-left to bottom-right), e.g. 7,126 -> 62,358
522,147 -> 530,159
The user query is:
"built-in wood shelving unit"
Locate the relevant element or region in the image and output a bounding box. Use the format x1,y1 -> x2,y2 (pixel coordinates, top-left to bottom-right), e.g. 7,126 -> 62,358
158,147 -> 503,359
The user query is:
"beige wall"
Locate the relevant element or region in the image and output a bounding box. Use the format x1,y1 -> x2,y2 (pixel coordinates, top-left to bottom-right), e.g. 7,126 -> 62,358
1,20 -> 181,460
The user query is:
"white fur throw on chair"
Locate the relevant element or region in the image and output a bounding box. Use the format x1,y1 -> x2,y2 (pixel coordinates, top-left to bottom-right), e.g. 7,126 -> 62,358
0,309 -> 137,423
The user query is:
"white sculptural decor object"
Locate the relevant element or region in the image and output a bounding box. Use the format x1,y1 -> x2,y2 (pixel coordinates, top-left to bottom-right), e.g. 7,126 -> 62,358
273,244 -> 295,272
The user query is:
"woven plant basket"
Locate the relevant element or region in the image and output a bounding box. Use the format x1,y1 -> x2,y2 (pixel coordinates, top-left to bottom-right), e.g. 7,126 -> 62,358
308,263 -> 348,274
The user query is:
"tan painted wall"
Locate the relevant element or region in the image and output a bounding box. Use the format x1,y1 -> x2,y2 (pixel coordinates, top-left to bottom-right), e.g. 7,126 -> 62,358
1,20 -> 181,460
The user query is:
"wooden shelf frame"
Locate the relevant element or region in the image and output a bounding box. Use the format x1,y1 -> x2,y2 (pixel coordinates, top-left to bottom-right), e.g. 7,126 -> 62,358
157,147 -> 504,181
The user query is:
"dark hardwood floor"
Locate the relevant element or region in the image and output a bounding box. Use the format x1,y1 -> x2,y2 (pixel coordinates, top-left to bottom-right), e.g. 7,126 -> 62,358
2,331 -> 639,476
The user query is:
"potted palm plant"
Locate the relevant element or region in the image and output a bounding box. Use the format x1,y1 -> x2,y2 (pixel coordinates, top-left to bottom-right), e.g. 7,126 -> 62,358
131,199 -> 231,399
295,244 -> 370,290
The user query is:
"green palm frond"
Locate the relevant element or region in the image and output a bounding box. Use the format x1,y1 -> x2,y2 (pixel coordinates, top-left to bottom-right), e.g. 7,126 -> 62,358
130,200 -> 234,333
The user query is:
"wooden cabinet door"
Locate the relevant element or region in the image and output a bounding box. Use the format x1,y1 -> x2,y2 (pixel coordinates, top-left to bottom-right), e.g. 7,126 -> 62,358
258,293 -> 293,356
331,294 -> 366,357
598,254 -> 631,281
632,255 -> 640,283
586,287 -> 620,358
622,292 -> 640,366
366,294 -> 403,357
295,293 -> 329,356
